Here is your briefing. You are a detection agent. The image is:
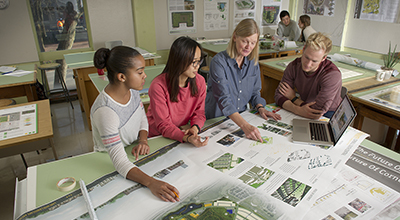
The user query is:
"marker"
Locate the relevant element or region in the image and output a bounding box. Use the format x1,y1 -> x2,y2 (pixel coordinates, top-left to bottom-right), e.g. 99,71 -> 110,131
173,191 -> 179,199
1,71 -> 13,75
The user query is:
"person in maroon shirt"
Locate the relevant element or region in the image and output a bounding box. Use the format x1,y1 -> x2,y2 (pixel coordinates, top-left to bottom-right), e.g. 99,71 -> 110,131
274,32 -> 342,119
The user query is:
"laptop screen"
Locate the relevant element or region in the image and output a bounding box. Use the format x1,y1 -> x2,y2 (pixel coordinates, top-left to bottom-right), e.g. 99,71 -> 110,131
329,95 -> 357,143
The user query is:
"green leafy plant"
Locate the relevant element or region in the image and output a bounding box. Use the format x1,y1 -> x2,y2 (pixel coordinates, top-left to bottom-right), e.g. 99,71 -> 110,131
383,42 -> 400,70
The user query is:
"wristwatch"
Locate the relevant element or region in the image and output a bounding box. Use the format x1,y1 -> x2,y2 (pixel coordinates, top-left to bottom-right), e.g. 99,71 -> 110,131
291,96 -> 298,103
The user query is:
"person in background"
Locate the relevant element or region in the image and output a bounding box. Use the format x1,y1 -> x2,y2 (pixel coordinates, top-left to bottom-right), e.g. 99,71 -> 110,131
298,15 -> 317,42
91,46 -> 179,202
205,18 -> 281,142
274,32 -> 342,119
146,36 -> 209,147
276,10 -> 301,41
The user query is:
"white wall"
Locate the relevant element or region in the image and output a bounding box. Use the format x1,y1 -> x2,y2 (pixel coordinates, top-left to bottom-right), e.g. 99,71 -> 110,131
0,0 -> 38,65
0,0 -> 135,65
86,0 -> 135,50
153,0 -> 290,50
344,0 -> 400,54
295,0 -> 347,46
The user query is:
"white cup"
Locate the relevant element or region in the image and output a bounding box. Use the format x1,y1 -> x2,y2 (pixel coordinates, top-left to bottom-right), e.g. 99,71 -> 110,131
376,69 -> 385,81
384,70 -> 392,80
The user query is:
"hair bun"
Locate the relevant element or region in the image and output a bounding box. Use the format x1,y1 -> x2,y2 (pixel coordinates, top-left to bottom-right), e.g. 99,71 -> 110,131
93,48 -> 111,69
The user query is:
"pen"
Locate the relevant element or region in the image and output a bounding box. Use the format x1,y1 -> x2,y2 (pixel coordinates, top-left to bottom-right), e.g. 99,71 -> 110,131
173,191 -> 179,199
1,71 -> 13,75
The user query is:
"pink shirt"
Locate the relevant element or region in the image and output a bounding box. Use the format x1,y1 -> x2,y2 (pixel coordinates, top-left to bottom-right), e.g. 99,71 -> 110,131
147,73 -> 206,142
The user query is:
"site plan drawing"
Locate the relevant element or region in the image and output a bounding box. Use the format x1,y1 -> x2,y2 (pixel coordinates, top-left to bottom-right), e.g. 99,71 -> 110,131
19,108 -> 399,220
0,104 -> 37,141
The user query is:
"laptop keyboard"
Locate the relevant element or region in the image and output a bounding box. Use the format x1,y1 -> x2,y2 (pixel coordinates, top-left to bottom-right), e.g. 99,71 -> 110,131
310,123 -> 329,142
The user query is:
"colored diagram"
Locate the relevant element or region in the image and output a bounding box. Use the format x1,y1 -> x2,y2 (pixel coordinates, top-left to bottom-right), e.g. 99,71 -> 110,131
262,6 -> 279,25
370,187 -> 393,202
158,180 -> 284,220
271,178 -> 311,207
207,153 -> 244,173
249,136 -> 273,147
235,0 -> 255,10
217,2 -> 227,12
238,165 -> 275,188
258,123 -> 292,137
217,134 -> 240,147
362,0 -> 380,14
348,198 -> 372,213
171,12 -> 194,28
334,206 -> 358,219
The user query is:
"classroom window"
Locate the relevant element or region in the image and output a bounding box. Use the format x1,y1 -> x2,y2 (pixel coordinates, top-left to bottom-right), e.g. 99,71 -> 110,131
29,0 -> 90,52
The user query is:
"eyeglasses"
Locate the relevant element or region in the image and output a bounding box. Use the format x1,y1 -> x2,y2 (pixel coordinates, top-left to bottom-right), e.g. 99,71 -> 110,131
192,58 -> 204,68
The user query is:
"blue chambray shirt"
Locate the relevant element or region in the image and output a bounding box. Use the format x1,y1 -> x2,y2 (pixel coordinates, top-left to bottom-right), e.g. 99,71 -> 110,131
205,50 -> 266,119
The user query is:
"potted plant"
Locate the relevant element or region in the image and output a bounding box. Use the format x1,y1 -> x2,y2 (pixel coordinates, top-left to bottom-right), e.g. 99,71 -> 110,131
381,42 -> 400,79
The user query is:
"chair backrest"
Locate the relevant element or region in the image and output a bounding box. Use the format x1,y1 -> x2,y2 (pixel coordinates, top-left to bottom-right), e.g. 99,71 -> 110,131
341,86 -> 348,99
105,40 -> 123,49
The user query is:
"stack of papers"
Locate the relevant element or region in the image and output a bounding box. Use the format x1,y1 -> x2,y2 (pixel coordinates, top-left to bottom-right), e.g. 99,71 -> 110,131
0,66 -> 33,77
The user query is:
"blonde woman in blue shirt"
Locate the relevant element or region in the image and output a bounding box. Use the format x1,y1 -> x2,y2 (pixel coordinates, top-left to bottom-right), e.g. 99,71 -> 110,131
205,18 -> 281,142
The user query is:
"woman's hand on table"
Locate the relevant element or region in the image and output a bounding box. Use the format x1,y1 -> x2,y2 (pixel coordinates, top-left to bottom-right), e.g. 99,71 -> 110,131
258,108 -> 281,121
131,140 -> 150,160
187,134 -> 209,148
241,122 -> 264,143
147,178 -> 180,202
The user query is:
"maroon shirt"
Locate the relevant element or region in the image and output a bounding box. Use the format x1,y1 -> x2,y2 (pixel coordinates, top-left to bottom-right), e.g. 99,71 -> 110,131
274,58 -> 342,114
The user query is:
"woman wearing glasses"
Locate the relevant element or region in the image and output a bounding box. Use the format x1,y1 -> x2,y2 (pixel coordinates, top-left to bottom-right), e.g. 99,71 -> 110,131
146,37 -> 209,147
205,19 -> 281,142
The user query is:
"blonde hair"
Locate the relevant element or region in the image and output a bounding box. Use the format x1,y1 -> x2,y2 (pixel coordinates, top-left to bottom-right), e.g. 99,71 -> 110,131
227,18 -> 260,64
305,32 -> 332,56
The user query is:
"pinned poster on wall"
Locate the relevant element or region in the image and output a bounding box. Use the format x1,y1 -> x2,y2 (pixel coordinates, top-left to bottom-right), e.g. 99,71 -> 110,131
303,0 -> 336,17
354,0 -> 400,23
204,0 -> 229,31
233,0 -> 256,28
168,0 -> 197,35
260,0 -> 281,26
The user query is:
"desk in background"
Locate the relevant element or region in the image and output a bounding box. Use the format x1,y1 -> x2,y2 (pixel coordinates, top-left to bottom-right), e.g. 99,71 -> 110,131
64,50 -> 161,130
0,63 -> 38,102
259,53 -> 400,104
200,39 -> 303,60
350,82 -> 400,151
0,100 -> 58,167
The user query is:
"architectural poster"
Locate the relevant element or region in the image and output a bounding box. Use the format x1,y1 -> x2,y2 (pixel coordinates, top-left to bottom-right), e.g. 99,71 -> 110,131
204,0 -> 229,31
260,0 -> 281,26
233,0 -> 256,28
303,0 -> 335,16
354,0 -> 400,23
168,0 -> 196,35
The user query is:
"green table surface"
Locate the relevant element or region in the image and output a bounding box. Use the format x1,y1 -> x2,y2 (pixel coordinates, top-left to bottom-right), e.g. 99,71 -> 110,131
351,81 -> 400,97
259,52 -> 400,83
64,50 -> 161,69
0,63 -> 36,86
33,116 -> 223,207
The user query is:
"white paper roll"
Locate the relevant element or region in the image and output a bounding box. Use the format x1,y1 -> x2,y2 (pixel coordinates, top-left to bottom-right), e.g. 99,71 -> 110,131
330,53 -> 382,71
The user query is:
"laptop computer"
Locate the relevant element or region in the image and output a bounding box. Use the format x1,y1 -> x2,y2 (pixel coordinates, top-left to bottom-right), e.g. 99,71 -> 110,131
292,95 -> 357,146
